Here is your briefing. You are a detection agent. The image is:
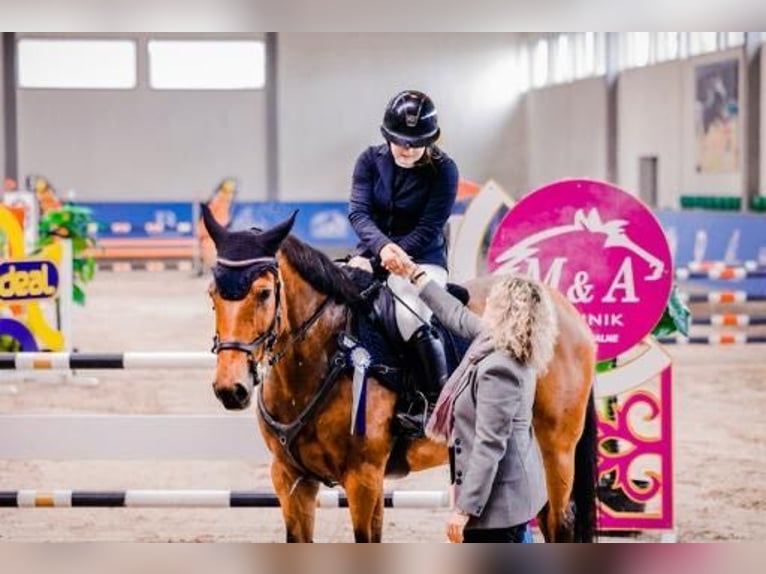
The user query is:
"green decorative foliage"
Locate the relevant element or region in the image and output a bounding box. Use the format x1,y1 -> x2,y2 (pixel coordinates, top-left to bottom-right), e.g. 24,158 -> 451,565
651,285 -> 691,338
595,285 -> 690,375
37,204 -> 100,305
596,358 -> 617,373
0,334 -> 21,352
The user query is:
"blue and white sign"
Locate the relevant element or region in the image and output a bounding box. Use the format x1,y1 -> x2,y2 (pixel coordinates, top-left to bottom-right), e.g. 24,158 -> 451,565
228,202 -> 356,246
82,202 -> 193,238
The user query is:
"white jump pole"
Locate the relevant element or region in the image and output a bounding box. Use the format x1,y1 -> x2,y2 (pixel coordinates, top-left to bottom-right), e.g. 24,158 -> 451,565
0,489 -> 450,509
0,352 -> 216,371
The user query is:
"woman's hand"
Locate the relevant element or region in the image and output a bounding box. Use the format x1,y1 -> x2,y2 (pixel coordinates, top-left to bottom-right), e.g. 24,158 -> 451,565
445,510 -> 470,543
379,243 -> 411,276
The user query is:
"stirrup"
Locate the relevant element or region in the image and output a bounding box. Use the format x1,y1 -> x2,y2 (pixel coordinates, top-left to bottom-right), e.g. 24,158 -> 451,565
393,392 -> 429,438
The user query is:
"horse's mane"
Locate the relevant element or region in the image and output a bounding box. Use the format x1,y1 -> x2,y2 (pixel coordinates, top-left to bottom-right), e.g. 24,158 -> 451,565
279,235 -> 362,306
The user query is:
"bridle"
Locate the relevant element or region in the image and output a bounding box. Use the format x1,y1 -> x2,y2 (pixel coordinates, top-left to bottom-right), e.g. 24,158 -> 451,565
210,260 -> 332,381
211,265 -> 282,360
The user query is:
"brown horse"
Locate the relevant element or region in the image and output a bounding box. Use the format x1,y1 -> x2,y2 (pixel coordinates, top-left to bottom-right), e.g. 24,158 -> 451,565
203,208 -> 598,543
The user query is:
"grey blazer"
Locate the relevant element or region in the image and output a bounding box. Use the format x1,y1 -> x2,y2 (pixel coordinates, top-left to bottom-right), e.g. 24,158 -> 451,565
419,280 -> 547,530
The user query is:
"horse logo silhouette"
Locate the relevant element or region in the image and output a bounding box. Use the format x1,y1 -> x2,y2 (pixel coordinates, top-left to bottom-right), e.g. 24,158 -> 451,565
492,208 -> 665,281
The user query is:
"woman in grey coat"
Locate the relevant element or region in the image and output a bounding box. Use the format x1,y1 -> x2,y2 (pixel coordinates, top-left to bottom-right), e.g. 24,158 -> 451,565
390,261 -> 558,543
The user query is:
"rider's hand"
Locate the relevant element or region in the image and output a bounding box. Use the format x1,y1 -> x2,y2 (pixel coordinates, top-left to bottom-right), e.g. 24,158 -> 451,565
379,243 -> 410,276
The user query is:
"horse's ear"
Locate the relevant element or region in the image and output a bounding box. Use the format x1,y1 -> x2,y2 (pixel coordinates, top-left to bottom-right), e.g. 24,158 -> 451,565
200,203 -> 228,248
260,210 -> 298,254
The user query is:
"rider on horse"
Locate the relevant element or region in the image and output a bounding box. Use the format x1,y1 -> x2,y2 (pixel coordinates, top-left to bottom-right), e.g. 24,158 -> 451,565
348,90 -> 459,433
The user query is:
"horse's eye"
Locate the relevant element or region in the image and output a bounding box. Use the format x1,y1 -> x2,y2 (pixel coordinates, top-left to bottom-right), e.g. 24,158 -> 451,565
256,289 -> 272,303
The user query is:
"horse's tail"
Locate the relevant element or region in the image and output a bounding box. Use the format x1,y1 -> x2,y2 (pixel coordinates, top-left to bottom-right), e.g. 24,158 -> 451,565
572,389 -> 599,542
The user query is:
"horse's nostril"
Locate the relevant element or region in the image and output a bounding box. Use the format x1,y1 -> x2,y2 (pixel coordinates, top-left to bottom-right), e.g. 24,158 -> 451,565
233,383 -> 250,403
212,382 -> 250,410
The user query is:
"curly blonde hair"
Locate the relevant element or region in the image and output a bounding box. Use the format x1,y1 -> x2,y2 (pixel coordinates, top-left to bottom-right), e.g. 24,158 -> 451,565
482,276 -> 558,373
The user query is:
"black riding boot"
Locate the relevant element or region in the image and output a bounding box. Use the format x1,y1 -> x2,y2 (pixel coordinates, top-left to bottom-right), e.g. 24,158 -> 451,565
411,325 -> 449,402
395,325 -> 449,437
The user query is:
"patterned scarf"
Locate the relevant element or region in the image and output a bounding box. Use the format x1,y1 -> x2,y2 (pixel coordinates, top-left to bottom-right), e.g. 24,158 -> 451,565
425,332 -> 496,443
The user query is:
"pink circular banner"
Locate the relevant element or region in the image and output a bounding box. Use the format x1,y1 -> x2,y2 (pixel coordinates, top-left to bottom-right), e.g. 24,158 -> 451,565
487,179 -> 673,361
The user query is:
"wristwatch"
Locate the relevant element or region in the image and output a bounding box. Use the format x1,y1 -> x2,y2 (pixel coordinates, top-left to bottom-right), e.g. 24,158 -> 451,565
408,266 -> 427,285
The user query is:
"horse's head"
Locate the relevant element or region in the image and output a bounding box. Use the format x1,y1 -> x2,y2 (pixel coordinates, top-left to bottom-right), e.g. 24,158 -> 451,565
201,204 -> 297,410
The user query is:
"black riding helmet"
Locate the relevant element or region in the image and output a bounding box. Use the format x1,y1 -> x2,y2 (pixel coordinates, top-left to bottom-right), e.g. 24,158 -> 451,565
380,90 -> 440,148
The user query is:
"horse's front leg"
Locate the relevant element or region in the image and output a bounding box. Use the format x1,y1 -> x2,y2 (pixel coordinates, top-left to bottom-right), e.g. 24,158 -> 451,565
370,491 -> 384,543
271,459 -> 320,542
344,469 -> 385,543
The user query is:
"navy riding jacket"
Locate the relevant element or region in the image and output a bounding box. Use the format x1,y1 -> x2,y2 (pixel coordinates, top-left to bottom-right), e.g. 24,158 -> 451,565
348,144 -> 458,268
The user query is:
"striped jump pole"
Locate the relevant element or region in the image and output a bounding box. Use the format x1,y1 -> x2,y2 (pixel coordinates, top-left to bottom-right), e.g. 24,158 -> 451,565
97,261 -> 194,273
675,268 -> 766,281
0,352 -> 215,371
681,260 -> 763,273
0,490 -> 449,509
691,314 -> 766,327
657,334 -> 766,345
680,291 -> 766,304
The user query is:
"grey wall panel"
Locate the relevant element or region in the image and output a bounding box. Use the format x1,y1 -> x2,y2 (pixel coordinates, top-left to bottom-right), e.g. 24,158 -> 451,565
526,78 -> 608,191
617,60 -> 685,207
679,49 -> 744,200
15,33 -> 266,201
18,89 -> 266,201
618,48 -> 744,208
277,33 -> 526,200
495,94 -> 528,196
762,42 -> 766,195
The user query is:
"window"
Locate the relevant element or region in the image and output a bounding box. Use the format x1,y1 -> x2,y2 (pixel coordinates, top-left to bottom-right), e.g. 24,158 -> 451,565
532,38 -> 549,88
679,33 -> 690,59
575,32 -> 596,79
655,32 -> 680,62
632,32 -> 651,67
594,33 -> 607,75
553,34 -> 573,83
618,34 -> 630,70
17,38 -> 136,89
723,32 -> 744,48
148,40 -> 265,90
619,32 -> 652,70
525,33 -> 606,88
689,32 -> 718,55
515,44 -> 531,92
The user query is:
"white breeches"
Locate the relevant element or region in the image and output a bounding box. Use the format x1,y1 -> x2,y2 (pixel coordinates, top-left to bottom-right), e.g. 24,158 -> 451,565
387,264 -> 448,341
